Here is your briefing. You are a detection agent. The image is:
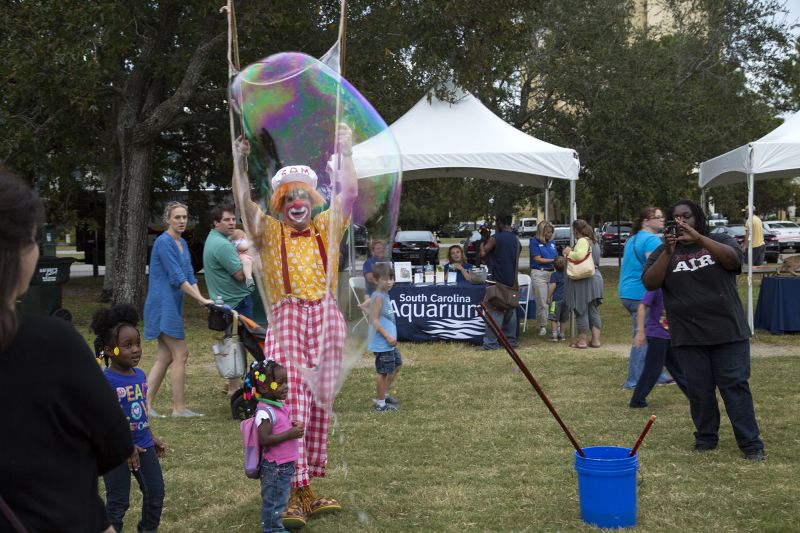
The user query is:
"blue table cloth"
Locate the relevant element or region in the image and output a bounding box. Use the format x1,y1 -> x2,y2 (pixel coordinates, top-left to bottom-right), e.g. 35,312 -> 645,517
389,282 -> 487,343
754,276 -> 800,334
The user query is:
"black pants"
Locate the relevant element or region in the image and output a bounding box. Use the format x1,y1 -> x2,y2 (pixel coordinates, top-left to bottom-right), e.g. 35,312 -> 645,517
630,337 -> 689,407
744,245 -> 765,266
674,340 -> 764,453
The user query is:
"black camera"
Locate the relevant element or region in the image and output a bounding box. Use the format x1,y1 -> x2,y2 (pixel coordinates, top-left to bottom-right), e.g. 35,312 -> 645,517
664,220 -> 679,237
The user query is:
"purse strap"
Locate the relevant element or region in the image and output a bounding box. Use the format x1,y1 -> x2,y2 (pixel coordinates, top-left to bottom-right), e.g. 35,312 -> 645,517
567,238 -> 593,265
0,496 -> 28,533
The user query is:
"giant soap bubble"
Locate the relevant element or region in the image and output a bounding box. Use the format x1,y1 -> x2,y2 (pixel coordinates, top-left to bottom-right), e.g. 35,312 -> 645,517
230,51 -> 401,411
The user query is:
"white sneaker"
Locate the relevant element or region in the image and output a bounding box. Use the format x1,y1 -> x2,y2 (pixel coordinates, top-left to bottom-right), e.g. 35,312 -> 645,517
538,327 -> 548,336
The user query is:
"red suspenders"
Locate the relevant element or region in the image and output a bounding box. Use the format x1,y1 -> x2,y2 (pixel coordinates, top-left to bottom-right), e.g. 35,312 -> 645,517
279,222 -> 328,295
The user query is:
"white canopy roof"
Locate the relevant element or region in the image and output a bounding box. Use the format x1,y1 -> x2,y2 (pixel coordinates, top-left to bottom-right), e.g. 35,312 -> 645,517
699,112 -> 800,188
353,88 -> 580,188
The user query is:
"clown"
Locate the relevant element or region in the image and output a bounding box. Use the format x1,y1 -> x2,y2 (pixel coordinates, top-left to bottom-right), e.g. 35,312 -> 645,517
234,123 -> 356,528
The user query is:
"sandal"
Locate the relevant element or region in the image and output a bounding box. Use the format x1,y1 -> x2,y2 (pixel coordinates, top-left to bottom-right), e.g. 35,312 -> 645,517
589,343 -> 602,348
569,342 -> 589,349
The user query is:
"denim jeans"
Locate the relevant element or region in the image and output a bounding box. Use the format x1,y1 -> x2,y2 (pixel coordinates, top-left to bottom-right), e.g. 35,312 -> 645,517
483,305 -> 518,349
261,459 -> 295,533
234,295 -> 254,319
104,446 -> 164,533
673,340 -> 764,453
630,337 -> 689,407
621,299 -> 669,388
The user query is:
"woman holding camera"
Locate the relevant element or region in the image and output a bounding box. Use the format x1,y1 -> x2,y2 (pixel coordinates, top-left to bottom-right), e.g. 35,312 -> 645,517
642,200 -> 764,461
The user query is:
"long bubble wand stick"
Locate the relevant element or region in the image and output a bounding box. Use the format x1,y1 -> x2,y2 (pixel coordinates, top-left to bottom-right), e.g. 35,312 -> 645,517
629,415 -> 657,457
478,303 -> 586,457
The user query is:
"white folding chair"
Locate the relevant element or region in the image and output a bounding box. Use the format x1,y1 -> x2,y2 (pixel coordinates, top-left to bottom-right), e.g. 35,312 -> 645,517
517,273 -> 532,333
348,276 -> 369,331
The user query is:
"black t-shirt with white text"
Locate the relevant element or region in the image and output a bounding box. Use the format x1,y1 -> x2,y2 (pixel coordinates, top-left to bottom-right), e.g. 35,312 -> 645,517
643,232 -> 750,347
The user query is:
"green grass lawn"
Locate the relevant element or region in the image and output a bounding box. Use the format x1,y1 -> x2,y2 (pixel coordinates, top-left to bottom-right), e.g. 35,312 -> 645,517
61,270 -> 799,532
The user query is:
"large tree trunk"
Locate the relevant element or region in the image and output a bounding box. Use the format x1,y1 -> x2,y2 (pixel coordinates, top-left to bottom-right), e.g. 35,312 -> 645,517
105,25 -> 224,309
111,134 -> 153,311
101,164 -> 121,302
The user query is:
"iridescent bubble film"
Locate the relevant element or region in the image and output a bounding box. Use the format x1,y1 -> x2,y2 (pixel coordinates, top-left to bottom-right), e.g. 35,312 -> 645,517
230,51 -> 401,408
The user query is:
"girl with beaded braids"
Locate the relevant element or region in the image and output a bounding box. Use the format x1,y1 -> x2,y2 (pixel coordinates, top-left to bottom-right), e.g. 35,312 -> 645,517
91,304 -> 166,533
243,359 -> 304,533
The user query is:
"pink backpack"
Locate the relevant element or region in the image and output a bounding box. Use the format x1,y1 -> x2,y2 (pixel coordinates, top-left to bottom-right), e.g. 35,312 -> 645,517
240,403 -> 274,479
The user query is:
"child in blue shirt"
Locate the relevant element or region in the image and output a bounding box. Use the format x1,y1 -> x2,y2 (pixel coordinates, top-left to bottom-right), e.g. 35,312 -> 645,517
546,256 -> 569,341
367,263 -> 402,412
91,305 -> 166,533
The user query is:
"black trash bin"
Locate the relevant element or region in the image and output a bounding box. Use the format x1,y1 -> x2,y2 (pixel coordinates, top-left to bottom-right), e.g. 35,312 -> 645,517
18,256 -> 76,321
38,226 -> 58,257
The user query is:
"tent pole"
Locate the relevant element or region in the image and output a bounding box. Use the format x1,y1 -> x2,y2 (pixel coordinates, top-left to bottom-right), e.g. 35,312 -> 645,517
747,171 -> 754,333
544,179 -> 552,221
570,180 -> 576,230
700,188 -> 706,213
569,179 -> 577,340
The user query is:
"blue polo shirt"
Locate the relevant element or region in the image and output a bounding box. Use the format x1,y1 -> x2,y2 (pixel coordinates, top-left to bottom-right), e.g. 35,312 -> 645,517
529,238 -> 557,271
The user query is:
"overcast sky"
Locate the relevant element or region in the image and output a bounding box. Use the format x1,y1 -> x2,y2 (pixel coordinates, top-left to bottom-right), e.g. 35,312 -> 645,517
786,0 -> 800,35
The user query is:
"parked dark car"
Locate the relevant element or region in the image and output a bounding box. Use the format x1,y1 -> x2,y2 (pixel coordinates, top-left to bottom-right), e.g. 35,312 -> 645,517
462,230 -> 496,265
599,221 -> 633,257
552,225 -> 572,255
392,230 -> 440,265
710,225 -> 779,264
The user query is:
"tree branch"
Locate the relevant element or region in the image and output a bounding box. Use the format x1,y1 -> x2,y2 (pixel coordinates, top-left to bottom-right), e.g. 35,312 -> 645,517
135,32 -> 226,142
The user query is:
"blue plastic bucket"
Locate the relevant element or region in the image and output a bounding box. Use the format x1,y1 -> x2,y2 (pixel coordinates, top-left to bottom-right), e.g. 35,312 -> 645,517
574,446 -> 638,529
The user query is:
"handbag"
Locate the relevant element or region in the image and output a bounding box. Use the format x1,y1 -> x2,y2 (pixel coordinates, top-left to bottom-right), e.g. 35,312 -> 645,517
483,232 -> 522,310
485,282 -> 520,311
567,239 -> 596,280
213,310 -> 246,379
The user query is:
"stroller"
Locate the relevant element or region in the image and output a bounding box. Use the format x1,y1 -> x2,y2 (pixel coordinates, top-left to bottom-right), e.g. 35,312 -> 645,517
207,303 -> 267,420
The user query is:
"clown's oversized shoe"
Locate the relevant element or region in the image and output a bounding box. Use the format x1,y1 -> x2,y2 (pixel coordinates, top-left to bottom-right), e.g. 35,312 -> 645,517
309,495 -> 342,516
304,485 -> 342,517
282,488 -> 309,530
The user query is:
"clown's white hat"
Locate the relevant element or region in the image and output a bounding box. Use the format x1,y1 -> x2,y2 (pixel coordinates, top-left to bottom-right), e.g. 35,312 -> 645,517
270,165 -> 318,191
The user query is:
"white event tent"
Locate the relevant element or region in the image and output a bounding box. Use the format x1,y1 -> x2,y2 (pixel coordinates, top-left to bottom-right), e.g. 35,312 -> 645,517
352,87 -> 581,222
698,112 -> 800,330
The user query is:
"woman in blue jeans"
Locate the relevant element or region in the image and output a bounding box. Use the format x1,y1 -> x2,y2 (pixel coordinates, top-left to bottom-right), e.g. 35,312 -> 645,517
618,206 -> 670,388
643,200 -> 764,461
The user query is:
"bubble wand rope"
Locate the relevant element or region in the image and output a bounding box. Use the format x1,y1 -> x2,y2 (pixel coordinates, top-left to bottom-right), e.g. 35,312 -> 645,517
478,302 -> 586,457
629,415 -> 656,457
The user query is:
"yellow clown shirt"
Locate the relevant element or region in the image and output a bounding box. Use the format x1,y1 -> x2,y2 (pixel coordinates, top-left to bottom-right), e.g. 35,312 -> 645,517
259,209 -> 348,305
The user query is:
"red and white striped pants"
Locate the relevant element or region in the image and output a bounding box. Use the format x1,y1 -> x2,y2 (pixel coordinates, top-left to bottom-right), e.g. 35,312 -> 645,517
264,296 -> 344,487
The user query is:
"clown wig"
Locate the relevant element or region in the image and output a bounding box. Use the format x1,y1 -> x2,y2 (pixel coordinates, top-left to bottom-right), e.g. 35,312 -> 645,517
269,181 -> 326,216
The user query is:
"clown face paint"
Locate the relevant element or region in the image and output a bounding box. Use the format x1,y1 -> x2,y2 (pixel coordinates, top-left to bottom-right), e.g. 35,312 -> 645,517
283,187 -> 312,230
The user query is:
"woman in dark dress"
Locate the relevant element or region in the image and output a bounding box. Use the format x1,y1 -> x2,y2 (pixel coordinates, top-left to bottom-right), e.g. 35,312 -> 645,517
0,167 -> 133,532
